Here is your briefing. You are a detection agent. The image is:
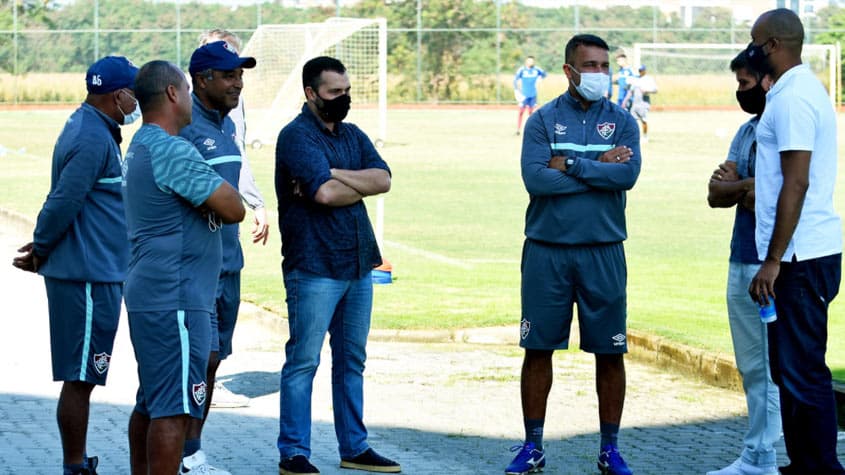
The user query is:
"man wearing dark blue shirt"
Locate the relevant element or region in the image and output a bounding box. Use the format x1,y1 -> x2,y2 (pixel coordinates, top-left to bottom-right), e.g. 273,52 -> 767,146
13,55 -> 139,475
274,56 -> 398,475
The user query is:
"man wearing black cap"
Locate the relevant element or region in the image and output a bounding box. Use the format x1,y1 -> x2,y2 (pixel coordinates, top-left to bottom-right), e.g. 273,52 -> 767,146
177,40 -> 257,475
13,55 -> 139,475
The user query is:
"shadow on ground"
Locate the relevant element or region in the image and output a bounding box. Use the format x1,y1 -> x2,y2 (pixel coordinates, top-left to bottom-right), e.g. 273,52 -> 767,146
0,391 -> 766,475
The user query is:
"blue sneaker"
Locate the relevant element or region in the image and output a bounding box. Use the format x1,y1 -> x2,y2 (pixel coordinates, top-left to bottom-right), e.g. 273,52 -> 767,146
597,444 -> 632,475
505,442 -> 545,474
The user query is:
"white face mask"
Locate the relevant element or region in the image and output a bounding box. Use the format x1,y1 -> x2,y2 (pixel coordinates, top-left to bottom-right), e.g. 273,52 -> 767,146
569,66 -> 609,102
118,90 -> 140,125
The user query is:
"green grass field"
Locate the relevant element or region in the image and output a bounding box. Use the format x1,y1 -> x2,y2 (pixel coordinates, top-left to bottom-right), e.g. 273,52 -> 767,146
3,106 -> 845,377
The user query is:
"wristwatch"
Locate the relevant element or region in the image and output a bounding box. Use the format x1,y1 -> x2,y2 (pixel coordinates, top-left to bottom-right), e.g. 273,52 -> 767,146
565,157 -> 576,168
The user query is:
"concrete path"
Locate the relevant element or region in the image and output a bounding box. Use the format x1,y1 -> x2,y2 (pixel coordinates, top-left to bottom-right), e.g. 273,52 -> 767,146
2,226 -> 843,474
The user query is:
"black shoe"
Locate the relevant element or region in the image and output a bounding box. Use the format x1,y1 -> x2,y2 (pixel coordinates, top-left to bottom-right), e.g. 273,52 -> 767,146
279,455 -> 320,475
340,448 -> 401,473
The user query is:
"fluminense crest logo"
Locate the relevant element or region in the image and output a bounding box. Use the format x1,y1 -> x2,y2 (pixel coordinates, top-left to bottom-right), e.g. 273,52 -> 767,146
612,333 -> 626,346
597,122 -> 616,140
193,381 -> 208,406
520,319 -> 531,340
93,352 -> 111,375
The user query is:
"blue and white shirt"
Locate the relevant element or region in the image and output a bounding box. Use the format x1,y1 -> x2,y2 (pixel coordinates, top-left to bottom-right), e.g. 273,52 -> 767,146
514,66 -> 547,99
521,92 -> 641,245
755,64 -> 842,262
726,117 -> 761,264
180,94 -> 244,274
122,124 -> 225,313
33,102 -> 128,283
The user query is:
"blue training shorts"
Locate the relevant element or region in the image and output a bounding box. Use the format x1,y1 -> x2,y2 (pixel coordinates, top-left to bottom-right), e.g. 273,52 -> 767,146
44,277 -> 122,385
520,239 -> 628,353
211,271 -> 241,360
520,96 -> 538,108
129,310 -> 211,419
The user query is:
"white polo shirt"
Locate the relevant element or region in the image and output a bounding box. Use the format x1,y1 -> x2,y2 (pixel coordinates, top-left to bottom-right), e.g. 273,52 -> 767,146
755,63 -> 842,262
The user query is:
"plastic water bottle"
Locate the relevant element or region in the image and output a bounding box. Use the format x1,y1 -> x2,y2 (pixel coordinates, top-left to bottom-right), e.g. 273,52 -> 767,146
759,298 -> 777,323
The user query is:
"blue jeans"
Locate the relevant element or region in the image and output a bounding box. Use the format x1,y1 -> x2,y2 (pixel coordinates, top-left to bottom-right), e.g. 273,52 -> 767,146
726,262 -> 781,467
770,254 -> 844,473
277,269 -> 373,460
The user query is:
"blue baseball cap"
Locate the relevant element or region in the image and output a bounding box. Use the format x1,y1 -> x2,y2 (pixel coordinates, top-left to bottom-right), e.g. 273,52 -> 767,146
189,41 -> 257,76
86,56 -> 139,94
638,64 -> 647,71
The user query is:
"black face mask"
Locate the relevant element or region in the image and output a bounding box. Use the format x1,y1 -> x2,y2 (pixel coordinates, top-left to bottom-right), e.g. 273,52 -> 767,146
745,41 -> 774,77
736,82 -> 767,115
315,93 -> 351,123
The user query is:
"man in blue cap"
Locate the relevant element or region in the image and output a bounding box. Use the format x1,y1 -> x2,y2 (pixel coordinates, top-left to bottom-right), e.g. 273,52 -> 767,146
13,55 -> 139,475
178,40 -> 257,475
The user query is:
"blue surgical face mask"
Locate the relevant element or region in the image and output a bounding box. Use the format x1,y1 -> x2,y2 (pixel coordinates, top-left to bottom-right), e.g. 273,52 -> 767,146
568,65 -> 609,102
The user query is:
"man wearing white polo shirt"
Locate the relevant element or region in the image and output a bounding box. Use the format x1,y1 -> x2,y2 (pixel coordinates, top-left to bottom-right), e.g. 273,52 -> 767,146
747,8 -> 844,474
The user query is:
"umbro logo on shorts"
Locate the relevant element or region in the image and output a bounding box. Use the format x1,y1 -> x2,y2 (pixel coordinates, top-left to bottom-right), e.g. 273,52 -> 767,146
520,319 -> 531,340
193,381 -> 208,406
611,333 -> 626,346
93,352 -> 111,375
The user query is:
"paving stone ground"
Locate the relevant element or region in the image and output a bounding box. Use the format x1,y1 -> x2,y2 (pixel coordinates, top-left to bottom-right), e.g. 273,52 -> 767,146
3,226 -> 844,474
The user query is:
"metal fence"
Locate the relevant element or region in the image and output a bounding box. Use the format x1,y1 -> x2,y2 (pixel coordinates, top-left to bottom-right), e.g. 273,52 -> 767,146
1,1 -> 842,104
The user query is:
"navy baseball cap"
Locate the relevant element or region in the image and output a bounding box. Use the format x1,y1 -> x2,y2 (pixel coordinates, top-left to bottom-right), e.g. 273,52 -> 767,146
189,41 -> 257,76
86,56 -> 139,94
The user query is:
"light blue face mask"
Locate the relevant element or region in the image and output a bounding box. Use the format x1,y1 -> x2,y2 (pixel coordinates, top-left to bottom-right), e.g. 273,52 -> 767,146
569,65 -> 609,102
118,90 -> 140,125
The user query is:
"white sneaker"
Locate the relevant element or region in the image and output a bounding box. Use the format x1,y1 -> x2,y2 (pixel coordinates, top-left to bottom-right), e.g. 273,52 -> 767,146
706,457 -> 778,475
210,381 -> 250,408
181,449 -> 232,475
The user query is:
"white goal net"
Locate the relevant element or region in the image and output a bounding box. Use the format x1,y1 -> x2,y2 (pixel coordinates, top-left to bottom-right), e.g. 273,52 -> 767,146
241,17 -> 388,149
632,42 -> 841,106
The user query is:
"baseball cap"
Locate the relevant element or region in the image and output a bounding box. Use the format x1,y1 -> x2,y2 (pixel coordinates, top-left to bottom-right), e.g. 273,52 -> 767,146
638,65 -> 647,71
189,41 -> 257,76
86,56 -> 139,94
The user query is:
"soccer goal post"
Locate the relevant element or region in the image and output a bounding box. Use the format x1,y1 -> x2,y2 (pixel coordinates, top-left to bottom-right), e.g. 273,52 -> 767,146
632,42 -> 841,107
241,17 -> 388,149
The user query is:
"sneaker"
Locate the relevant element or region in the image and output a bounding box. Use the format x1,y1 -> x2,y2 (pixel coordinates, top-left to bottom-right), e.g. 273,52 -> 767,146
340,448 -> 401,473
505,442 -> 545,475
181,449 -> 231,475
210,381 -> 250,408
72,456 -> 98,475
597,444 -> 632,475
706,457 -> 778,475
279,455 -> 320,475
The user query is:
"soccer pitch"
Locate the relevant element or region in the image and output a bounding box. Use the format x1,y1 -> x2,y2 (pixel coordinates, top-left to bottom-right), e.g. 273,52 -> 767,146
3,106 -> 845,376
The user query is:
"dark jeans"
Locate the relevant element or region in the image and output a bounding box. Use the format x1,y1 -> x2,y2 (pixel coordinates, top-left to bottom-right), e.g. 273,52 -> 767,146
769,253 -> 844,473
